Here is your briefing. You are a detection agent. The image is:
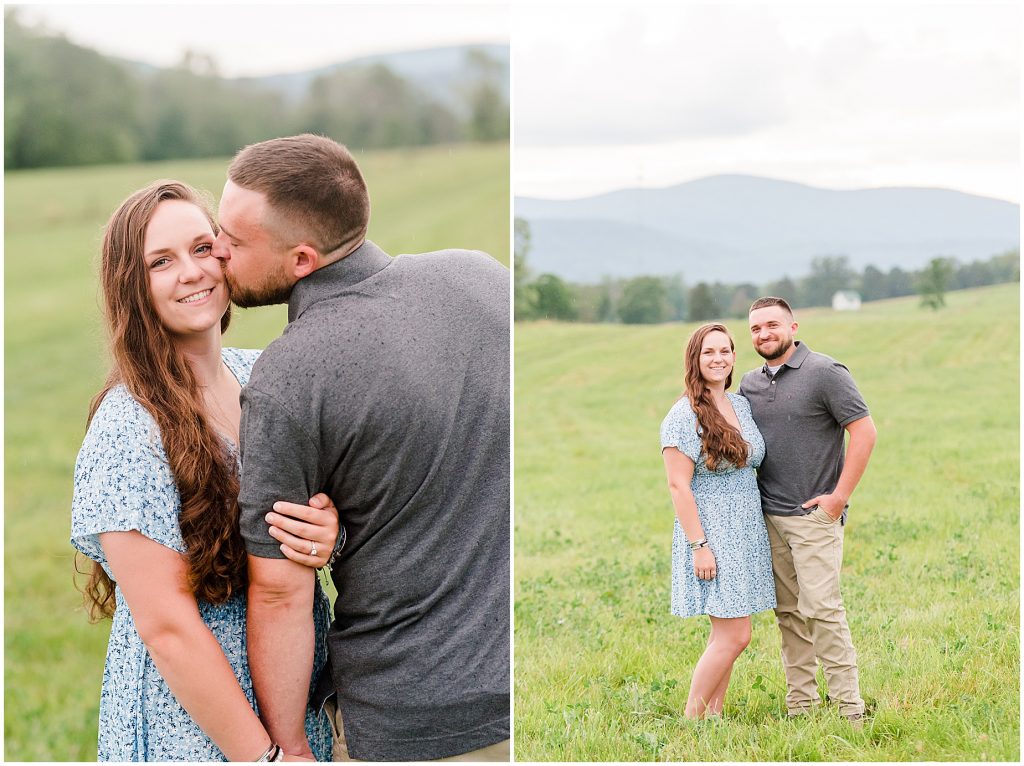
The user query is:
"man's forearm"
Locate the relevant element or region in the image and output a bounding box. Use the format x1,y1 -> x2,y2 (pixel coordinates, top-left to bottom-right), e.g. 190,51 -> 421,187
247,556 -> 316,757
835,416 -> 877,502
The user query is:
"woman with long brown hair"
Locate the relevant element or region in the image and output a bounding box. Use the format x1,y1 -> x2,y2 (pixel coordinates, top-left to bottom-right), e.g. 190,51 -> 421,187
660,322 -> 775,719
71,181 -> 339,761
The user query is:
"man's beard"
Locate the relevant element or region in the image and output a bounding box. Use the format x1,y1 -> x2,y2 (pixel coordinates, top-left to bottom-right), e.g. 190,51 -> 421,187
755,336 -> 792,361
223,266 -> 294,308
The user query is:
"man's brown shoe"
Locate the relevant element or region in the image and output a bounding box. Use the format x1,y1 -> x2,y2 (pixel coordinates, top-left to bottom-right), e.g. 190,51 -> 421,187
844,713 -> 864,729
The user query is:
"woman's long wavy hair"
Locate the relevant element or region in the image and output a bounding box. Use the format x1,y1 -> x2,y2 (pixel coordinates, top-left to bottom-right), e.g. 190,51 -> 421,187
683,323 -> 749,471
79,180 -> 247,620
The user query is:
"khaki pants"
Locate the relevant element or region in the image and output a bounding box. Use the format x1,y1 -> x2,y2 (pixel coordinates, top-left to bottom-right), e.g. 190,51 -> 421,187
324,698 -> 510,762
765,509 -> 864,717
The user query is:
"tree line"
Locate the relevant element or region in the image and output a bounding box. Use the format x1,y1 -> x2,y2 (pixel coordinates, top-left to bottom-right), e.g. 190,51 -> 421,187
4,10 -> 509,170
515,218 -> 1019,323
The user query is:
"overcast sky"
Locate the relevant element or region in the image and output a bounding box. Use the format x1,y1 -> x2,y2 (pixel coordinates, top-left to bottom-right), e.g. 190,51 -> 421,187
13,2 -> 508,77
514,3 -> 1020,202
12,2 -> 1019,203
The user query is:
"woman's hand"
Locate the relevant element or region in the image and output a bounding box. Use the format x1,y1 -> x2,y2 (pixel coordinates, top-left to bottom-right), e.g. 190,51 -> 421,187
266,493 -> 340,568
694,547 -> 717,580
99,531 -> 275,760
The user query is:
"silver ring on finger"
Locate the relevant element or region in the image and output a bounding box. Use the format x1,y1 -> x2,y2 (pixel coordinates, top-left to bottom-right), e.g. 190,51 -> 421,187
310,540 -> 318,558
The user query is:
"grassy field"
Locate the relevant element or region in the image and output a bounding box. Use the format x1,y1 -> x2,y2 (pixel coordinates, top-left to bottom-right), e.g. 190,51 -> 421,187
3,141 -> 508,761
514,283 -> 1019,761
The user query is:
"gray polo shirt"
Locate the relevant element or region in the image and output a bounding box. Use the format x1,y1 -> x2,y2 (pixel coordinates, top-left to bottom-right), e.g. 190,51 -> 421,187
738,341 -> 869,517
237,240 -> 509,761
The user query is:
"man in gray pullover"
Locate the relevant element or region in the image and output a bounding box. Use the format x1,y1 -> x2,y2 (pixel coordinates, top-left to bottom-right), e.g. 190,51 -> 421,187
739,296 -> 876,723
213,134 -> 510,761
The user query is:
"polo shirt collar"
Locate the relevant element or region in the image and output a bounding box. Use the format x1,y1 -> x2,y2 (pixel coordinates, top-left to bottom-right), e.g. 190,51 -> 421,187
762,340 -> 810,375
287,239 -> 392,322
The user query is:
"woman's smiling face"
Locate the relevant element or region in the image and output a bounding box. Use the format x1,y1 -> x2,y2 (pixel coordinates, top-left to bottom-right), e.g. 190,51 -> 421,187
698,329 -> 735,385
143,199 -> 229,340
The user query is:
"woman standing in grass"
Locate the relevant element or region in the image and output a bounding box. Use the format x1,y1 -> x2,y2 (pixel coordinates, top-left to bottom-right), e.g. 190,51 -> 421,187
660,323 -> 776,719
71,181 -> 338,761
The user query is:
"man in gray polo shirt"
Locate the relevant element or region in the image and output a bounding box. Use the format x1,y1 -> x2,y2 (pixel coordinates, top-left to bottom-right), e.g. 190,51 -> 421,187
212,134 -> 509,761
739,297 -> 876,722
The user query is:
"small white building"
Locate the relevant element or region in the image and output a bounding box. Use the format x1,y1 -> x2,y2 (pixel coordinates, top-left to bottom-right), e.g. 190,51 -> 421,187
832,290 -> 862,311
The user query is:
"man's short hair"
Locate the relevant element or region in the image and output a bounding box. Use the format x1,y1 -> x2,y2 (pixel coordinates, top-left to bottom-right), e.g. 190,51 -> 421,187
228,133 -> 370,257
749,296 -> 794,318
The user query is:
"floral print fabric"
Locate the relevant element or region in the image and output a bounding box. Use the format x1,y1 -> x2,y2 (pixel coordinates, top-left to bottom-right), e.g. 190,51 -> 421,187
660,394 -> 777,618
71,347 -> 331,761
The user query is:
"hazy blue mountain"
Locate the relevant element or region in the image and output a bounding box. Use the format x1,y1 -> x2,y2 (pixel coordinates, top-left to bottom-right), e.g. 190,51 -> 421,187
237,44 -> 510,115
516,175 -> 1019,284
521,219 -> 747,282
116,44 -> 509,115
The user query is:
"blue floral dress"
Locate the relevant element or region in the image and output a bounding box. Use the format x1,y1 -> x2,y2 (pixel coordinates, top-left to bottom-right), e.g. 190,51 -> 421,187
660,394 -> 776,618
71,347 -> 332,762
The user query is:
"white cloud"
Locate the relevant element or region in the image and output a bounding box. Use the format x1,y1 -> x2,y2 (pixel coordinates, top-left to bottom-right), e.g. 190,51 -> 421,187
514,2 -> 1019,202
515,5 -> 797,145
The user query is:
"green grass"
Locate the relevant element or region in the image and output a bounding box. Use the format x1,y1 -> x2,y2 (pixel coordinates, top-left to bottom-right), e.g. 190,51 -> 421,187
3,141 -> 508,761
514,284 -> 1019,761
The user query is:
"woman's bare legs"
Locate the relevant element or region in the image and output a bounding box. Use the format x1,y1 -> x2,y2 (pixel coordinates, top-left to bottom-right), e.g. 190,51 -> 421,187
685,615 -> 752,719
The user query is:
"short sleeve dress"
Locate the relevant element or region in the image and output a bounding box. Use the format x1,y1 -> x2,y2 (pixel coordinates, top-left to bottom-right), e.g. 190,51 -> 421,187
71,347 -> 332,762
660,394 -> 776,618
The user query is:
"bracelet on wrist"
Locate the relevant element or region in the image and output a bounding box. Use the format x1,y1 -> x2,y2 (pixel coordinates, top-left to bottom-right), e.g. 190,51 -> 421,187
688,537 -> 709,550
254,743 -> 284,762
253,742 -> 274,762
321,525 -> 347,570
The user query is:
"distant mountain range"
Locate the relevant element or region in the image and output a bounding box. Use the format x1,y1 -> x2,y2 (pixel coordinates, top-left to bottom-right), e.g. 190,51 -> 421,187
239,44 -> 509,117
516,175 -> 1019,284
118,43 -> 509,118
